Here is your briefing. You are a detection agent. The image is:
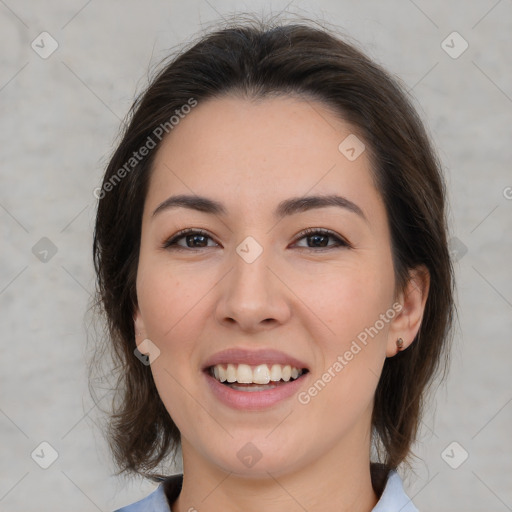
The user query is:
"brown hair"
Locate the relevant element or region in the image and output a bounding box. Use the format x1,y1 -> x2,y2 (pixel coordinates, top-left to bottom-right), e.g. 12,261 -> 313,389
90,15 -> 455,482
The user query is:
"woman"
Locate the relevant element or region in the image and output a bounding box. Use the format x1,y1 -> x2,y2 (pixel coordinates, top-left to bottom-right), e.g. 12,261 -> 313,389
92,16 -> 454,512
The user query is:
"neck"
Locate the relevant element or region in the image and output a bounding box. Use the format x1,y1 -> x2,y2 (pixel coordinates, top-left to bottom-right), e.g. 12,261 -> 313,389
172,435 -> 379,512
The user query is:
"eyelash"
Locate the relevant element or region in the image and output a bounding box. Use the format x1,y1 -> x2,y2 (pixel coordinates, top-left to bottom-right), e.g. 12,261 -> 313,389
162,227 -> 351,251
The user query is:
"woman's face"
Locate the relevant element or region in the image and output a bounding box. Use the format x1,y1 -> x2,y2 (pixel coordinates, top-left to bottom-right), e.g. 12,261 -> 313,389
134,95 -> 407,477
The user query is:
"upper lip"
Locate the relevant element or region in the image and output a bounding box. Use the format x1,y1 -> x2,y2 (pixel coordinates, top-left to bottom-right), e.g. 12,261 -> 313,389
202,348 -> 310,371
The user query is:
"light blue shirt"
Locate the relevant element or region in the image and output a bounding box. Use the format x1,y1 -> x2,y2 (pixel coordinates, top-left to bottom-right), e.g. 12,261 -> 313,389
113,470 -> 418,511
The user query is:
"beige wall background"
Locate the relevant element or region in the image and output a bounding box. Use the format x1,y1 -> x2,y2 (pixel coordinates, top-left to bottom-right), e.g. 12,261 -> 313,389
1,0 -> 511,510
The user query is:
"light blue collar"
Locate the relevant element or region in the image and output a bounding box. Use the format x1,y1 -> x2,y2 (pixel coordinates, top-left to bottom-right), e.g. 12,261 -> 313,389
372,470 -> 418,511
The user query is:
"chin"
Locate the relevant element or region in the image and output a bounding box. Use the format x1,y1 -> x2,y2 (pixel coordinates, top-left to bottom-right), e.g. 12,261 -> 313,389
202,440 -> 306,479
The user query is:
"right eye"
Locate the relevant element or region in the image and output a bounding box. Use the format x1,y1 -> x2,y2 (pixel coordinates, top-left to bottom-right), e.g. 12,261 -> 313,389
162,229 -> 220,250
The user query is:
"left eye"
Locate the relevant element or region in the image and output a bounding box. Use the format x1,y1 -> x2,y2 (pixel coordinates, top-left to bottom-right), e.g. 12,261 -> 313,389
293,228 -> 350,249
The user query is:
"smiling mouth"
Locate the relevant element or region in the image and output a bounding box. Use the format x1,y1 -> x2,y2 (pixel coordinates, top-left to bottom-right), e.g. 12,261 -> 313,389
207,363 -> 309,391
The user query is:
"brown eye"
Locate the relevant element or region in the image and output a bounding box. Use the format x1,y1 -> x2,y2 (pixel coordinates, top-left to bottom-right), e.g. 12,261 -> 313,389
183,233 -> 209,248
293,228 -> 350,250
163,229 -> 219,250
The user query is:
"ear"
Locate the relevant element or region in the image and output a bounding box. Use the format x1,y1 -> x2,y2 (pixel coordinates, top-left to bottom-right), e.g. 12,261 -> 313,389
133,306 -> 148,352
386,265 -> 430,357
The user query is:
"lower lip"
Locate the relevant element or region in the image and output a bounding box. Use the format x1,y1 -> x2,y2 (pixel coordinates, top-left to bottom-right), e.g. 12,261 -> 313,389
203,370 -> 308,411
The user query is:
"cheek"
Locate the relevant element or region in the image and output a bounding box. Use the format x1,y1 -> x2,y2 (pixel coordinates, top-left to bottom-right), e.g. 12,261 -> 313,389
294,258 -> 395,344
135,258 -> 216,410
295,258 -> 394,407
308,260 -> 394,405
137,258 -> 209,342
136,262 -> 212,430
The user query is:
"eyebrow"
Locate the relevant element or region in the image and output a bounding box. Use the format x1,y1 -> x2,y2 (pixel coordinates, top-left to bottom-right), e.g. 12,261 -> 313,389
152,193 -> 368,223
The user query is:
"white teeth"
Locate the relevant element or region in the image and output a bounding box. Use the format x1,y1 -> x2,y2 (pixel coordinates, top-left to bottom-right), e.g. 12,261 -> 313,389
253,364 -> 271,384
237,364 -> 253,383
209,363 -> 304,384
270,364 -> 282,381
226,363 -> 237,383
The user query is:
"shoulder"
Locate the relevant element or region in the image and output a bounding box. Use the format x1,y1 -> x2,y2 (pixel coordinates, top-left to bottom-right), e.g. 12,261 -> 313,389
372,470 -> 419,512
113,484 -> 170,512
112,474 -> 183,512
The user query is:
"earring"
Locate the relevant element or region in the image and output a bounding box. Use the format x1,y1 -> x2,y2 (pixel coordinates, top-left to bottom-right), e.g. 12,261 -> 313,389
396,337 -> 404,351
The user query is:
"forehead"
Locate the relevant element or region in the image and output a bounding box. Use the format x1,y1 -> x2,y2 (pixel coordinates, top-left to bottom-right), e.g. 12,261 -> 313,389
147,95 -> 383,224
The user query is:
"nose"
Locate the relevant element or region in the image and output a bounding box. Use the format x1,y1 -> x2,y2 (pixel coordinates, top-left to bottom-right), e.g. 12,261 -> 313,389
215,245 -> 291,333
